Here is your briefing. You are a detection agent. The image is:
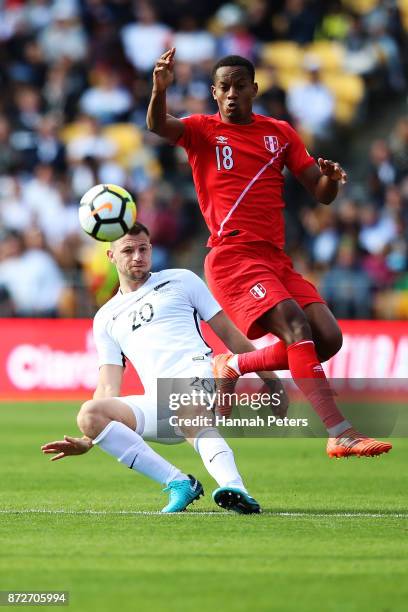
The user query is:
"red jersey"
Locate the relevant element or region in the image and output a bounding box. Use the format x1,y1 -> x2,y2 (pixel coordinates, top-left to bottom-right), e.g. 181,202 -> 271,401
177,112 -> 315,249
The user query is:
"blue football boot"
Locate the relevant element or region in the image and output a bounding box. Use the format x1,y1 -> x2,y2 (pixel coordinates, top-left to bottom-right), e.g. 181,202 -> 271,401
161,475 -> 204,513
212,487 -> 261,514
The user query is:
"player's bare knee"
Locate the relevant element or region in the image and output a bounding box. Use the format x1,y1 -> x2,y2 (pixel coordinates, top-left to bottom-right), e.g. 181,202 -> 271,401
318,328 -> 343,362
265,301 -> 313,345
77,400 -> 105,437
282,314 -> 312,345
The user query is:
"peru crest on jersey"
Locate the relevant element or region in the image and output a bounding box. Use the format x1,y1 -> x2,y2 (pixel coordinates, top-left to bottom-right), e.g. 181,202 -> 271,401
264,135 -> 279,153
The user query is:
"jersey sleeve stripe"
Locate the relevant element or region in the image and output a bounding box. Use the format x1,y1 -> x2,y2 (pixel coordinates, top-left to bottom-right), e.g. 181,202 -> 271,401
193,308 -> 212,352
217,142 -> 290,238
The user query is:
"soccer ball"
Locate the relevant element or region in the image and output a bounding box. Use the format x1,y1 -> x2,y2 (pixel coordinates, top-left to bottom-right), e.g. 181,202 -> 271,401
78,183 -> 137,242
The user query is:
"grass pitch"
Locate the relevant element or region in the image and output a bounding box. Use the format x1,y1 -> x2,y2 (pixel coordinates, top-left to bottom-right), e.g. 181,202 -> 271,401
1,403 -> 407,612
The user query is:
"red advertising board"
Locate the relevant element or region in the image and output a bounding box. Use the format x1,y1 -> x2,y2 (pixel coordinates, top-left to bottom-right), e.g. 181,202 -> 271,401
1,319 -> 408,400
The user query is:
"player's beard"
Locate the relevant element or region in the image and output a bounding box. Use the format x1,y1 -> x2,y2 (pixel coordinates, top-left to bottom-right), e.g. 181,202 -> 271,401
126,267 -> 151,282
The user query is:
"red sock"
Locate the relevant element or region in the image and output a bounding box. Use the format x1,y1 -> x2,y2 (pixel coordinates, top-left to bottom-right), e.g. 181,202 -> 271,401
238,340 -> 289,373
287,340 -> 345,429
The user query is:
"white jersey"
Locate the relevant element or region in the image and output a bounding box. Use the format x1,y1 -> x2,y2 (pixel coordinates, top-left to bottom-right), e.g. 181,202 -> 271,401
93,269 -> 221,393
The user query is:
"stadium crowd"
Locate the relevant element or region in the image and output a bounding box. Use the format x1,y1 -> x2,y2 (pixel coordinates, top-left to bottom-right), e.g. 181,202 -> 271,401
0,0 -> 407,320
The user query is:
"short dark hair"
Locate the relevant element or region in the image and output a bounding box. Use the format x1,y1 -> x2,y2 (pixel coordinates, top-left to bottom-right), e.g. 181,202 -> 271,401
212,55 -> 255,82
111,222 -> 150,247
127,222 -> 150,237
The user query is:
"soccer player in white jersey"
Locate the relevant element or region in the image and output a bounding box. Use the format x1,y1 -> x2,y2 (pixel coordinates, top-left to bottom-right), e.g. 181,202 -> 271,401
41,222 -> 271,514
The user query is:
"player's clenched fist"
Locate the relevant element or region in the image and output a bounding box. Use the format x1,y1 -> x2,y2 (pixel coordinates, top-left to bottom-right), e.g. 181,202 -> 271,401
153,47 -> 176,92
318,158 -> 348,184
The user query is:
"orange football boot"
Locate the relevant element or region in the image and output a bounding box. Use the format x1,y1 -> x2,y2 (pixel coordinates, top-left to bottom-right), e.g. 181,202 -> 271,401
327,428 -> 392,458
212,353 -> 239,417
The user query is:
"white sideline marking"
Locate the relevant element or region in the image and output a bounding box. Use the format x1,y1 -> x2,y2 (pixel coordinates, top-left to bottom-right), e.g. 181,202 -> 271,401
0,509 -> 407,518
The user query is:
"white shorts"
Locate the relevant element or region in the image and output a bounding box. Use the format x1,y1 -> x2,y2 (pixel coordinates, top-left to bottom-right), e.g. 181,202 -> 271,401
116,361 -> 215,445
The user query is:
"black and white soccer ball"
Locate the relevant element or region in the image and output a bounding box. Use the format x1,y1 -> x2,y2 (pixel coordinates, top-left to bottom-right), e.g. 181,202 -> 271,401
78,183 -> 137,242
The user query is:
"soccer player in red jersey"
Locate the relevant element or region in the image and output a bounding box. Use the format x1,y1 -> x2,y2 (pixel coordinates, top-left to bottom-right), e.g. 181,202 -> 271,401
146,48 -> 392,458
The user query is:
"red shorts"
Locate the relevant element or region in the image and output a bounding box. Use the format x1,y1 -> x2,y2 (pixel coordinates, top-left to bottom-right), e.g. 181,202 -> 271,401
205,241 -> 325,340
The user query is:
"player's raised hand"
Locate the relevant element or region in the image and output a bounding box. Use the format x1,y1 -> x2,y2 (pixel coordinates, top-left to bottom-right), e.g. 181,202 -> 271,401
153,47 -> 176,92
318,158 -> 347,184
41,435 -> 92,461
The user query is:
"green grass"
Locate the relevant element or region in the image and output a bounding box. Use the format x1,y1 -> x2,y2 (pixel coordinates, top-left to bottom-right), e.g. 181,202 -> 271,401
1,403 -> 407,612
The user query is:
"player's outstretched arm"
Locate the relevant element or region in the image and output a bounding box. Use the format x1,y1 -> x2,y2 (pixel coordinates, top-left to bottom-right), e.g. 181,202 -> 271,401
299,158 -> 347,205
207,311 -> 258,354
41,435 -> 93,461
146,47 -> 185,143
93,364 -> 123,399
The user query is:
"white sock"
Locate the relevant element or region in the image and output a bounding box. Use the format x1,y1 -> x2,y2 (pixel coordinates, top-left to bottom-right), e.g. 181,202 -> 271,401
93,421 -> 186,485
227,354 -> 241,375
194,428 -> 247,492
327,420 -> 352,437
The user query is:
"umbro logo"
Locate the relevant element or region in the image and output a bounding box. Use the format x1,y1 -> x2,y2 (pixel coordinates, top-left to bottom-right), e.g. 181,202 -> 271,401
216,136 -> 228,144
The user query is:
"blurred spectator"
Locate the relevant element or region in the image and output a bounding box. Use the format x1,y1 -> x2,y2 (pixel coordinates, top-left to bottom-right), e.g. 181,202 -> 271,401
39,1 -> 87,63
287,56 -> 335,143
22,163 -> 65,245
42,58 -> 87,121
215,3 -> 257,60
273,0 -> 321,45
0,115 -> 21,173
167,62 -> 210,117
42,176 -> 82,250
363,1 -> 406,90
389,116 -> 408,178
258,68 -> 292,122
320,241 -> 372,319
361,248 -> 394,290
246,0 -> 275,42
0,2 -> 25,42
120,1 -> 172,75
82,1 -> 129,67
137,184 -> 183,269
9,85 -> 43,170
0,229 -> 65,317
0,175 -> 31,233
33,114 -> 66,171
173,15 -> 216,65
367,139 -> 397,205
336,198 -> 361,242
302,206 -> 339,265
386,217 -> 407,273
0,285 -> 14,317
342,14 -> 379,77
79,65 -> 132,124
8,38 -> 47,88
358,202 -> 397,255
66,115 -> 117,163
24,0 -> 53,33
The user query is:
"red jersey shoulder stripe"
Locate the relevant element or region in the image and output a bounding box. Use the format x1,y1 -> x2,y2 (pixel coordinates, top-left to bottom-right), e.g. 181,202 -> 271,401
217,141 -> 289,238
